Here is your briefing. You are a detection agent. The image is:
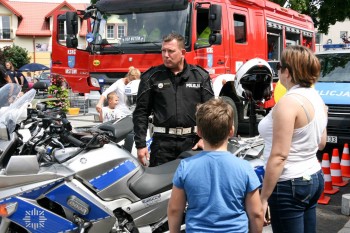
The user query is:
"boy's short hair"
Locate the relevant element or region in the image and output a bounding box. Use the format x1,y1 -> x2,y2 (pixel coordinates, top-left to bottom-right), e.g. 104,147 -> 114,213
196,98 -> 234,146
107,92 -> 118,101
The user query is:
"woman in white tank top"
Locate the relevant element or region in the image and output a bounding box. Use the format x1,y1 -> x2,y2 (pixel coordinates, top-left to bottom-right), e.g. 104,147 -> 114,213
259,45 -> 328,233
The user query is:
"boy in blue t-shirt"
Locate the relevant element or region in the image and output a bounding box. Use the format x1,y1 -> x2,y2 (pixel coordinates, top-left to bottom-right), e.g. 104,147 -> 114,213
168,98 -> 264,233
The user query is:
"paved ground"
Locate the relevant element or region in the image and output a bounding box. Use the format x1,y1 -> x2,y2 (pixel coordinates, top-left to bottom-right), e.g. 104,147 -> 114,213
67,113 -> 350,233
317,178 -> 350,233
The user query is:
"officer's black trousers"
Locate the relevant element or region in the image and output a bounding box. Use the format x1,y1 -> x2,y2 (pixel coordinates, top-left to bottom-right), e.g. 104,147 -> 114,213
149,134 -> 198,167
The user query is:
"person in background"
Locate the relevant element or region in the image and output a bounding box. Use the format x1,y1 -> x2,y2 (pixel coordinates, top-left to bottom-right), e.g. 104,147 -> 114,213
259,45 -> 328,233
16,70 -> 29,92
5,61 -> 19,84
26,72 -> 33,83
138,20 -> 148,39
99,92 -> 122,123
96,66 -> 141,118
197,26 -> 211,46
31,71 -> 40,83
168,98 -> 263,233
0,64 -> 12,87
138,18 -> 161,42
147,19 -> 161,42
25,71 -> 34,89
133,33 -> 214,167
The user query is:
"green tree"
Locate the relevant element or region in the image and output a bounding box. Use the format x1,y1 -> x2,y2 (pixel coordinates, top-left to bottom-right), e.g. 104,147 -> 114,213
271,0 -> 350,34
0,45 -> 30,69
317,0 -> 350,34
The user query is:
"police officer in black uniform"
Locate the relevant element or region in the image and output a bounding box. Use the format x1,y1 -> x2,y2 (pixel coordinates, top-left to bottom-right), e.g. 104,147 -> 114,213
16,70 -> 29,92
133,33 -> 214,167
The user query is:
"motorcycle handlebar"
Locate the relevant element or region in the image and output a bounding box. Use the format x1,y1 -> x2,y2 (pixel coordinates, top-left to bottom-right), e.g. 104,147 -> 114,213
63,133 -> 85,148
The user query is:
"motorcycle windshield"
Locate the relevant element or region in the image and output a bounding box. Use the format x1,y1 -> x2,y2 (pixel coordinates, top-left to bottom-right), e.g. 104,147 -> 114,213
0,85 -> 36,134
0,83 -> 21,108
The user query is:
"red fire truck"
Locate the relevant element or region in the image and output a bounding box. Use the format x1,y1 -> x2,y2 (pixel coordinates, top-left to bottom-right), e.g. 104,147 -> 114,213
51,0 -> 315,134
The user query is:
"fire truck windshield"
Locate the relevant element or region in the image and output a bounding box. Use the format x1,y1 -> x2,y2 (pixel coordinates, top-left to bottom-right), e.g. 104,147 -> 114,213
89,8 -> 190,48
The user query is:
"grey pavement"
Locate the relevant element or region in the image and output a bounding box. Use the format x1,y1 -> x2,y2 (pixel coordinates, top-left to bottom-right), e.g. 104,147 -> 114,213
66,113 -> 350,233
67,112 -> 100,130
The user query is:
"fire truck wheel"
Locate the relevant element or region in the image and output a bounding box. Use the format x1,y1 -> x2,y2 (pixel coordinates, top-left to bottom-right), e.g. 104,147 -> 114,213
221,96 -> 238,136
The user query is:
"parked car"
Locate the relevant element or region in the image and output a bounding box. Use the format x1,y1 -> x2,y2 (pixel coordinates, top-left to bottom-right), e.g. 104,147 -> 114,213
35,71 -> 51,86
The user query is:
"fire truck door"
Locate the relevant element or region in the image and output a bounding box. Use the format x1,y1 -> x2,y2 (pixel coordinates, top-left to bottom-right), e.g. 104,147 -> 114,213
194,5 -> 226,75
228,6 -> 252,73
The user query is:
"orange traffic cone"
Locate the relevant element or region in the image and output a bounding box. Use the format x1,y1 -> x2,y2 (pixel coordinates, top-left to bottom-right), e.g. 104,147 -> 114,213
330,148 -> 348,187
322,153 -> 339,194
318,191 -> 331,205
340,143 -> 350,178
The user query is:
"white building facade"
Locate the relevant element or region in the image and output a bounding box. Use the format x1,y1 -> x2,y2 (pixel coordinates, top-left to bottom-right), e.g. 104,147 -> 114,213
316,18 -> 350,52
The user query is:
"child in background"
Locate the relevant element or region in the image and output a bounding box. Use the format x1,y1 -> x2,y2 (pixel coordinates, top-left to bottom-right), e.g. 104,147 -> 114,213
99,92 -> 122,122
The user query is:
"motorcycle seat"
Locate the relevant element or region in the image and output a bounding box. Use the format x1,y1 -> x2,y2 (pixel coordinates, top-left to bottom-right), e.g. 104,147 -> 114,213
129,159 -> 181,199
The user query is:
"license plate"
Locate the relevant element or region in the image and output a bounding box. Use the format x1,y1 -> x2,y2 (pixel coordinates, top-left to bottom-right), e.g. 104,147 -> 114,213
327,136 -> 338,143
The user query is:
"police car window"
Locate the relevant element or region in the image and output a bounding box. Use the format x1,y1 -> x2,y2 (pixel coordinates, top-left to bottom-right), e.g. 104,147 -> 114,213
317,53 -> 350,82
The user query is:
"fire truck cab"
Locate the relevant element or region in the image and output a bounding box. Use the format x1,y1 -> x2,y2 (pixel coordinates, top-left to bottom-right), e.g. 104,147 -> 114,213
52,0 -> 315,135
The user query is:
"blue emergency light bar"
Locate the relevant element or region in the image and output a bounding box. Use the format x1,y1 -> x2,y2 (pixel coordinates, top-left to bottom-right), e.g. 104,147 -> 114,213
323,44 -> 350,50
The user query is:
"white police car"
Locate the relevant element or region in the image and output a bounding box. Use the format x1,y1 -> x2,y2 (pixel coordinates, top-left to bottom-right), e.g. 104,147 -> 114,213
315,43 -> 350,147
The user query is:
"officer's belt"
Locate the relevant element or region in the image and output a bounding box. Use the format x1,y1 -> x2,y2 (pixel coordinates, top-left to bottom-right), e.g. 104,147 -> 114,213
153,126 -> 197,135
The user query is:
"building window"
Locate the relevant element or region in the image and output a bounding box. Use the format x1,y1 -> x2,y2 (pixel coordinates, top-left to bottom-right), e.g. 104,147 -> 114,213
117,25 -> 125,39
0,15 -> 11,39
107,25 -> 114,39
58,20 -> 65,41
234,14 -> 246,43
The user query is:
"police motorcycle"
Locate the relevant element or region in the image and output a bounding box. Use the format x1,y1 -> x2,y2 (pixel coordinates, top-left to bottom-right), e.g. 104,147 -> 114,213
0,83 -> 184,233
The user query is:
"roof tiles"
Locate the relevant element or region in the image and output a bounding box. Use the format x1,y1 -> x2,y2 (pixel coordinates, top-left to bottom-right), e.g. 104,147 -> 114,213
3,0 -> 88,37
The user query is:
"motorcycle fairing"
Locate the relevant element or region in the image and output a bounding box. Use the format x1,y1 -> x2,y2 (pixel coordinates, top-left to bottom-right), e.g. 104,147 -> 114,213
0,178 -> 64,200
122,190 -> 172,227
18,180 -> 62,200
89,159 -> 137,191
1,196 -> 77,233
45,181 -> 111,221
